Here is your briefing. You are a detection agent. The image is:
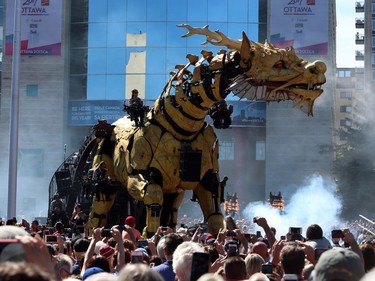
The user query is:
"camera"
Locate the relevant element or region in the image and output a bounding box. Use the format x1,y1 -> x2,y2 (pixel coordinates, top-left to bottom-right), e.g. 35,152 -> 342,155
225,240 -> 239,256
44,235 -> 58,243
161,226 -> 168,231
226,230 -> 236,237
101,229 -> 112,238
117,225 -> 126,232
289,227 -> 302,235
138,239 -> 148,248
190,252 -> 210,281
331,229 -> 344,239
227,244 -> 238,256
261,264 -> 273,274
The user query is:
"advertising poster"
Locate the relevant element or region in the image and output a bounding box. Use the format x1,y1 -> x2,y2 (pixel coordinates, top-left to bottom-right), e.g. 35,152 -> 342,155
68,100 -> 125,126
68,100 -> 155,126
69,100 -> 265,127
5,0 -> 62,56
269,0 -> 328,56
206,101 -> 266,128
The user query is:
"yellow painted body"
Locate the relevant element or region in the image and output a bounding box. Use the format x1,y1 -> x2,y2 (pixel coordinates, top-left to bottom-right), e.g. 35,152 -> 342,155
87,25 -> 327,235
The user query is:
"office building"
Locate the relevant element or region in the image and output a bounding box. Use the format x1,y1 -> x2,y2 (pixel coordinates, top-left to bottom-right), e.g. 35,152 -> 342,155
0,0 -> 336,219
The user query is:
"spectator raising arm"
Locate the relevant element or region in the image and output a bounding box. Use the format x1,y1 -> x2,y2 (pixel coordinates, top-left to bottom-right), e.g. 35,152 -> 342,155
254,216 -> 276,247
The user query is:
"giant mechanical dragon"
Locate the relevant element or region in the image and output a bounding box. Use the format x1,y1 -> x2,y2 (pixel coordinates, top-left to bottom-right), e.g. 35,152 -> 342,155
58,25 -> 326,237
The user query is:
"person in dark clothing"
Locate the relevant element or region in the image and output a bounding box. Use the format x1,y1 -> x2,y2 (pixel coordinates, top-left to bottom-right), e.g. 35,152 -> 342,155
153,233 -> 184,281
125,89 -> 147,127
70,203 -> 87,236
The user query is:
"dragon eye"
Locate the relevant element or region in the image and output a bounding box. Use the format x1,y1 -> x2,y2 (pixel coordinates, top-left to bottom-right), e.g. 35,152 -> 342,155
309,67 -> 318,75
274,61 -> 285,69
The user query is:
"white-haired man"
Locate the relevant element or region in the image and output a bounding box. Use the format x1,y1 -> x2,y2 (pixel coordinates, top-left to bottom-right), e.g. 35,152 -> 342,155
172,241 -> 206,281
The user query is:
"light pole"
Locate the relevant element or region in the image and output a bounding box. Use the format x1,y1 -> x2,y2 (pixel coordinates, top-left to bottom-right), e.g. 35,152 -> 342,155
7,0 -> 22,219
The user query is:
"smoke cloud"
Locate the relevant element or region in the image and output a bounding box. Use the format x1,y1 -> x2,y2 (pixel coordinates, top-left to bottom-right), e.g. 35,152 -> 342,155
242,174 -> 344,237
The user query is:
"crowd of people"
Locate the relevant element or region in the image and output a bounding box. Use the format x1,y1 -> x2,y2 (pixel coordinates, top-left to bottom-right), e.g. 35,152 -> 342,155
0,213 -> 374,281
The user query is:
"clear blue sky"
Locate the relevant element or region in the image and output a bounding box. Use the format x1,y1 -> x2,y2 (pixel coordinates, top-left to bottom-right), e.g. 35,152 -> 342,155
336,1 -> 363,68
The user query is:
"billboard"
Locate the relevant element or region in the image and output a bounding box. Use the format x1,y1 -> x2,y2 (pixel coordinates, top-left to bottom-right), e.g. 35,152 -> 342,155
68,100 -> 266,127
5,0 -> 62,56
205,101 -> 266,128
269,0 -> 328,56
224,101 -> 266,128
68,100 -> 125,126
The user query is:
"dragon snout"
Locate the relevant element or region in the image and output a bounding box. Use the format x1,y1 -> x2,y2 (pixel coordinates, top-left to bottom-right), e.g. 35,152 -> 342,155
314,60 -> 327,73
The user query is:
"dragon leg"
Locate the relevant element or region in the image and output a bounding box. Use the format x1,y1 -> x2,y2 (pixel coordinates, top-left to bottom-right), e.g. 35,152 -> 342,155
159,189 -> 185,230
127,174 -> 163,237
194,171 -> 224,235
88,154 -> 117,232
88,192 -> 117,231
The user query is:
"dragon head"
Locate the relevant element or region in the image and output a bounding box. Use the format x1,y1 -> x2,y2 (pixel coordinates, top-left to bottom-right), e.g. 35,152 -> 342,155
229,32 -> 326,116
179,24 -> 327,116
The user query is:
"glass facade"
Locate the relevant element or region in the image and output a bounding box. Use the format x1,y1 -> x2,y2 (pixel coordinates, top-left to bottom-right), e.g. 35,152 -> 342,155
0,0 -> 3,75
70,0 -> 260,101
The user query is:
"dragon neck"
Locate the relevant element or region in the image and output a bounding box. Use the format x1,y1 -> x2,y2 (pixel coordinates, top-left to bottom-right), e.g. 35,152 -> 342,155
152,70 -> 227,141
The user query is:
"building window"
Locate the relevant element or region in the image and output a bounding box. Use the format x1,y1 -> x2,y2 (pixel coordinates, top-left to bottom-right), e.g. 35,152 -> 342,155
256,141 -> 265,160
340,106 -> 352,113
340,92 -> 352,99
372,3 -> 375,14
337,70 -> 351,77
340,119 -> 353,127
355,67 -> 364,73
26,84 -> 38,97
18,149 -> 44,177
219,140 -> 234,161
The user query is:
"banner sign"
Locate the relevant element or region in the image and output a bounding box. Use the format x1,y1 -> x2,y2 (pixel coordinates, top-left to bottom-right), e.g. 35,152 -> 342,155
68,100 -> 266,127
5,0 -> 62,56
212,101 -> 266,128
68,100 -> 125,126
269,0 -> 328,56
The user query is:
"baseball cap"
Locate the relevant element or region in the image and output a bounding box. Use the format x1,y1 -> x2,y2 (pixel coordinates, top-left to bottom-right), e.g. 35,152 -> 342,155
134,247 -> 149,256
125,216 -> 136,227
98,244 -> 115,259
82,267 -> 105,280
200,233 -> 214,243
312,248 -> 365,281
